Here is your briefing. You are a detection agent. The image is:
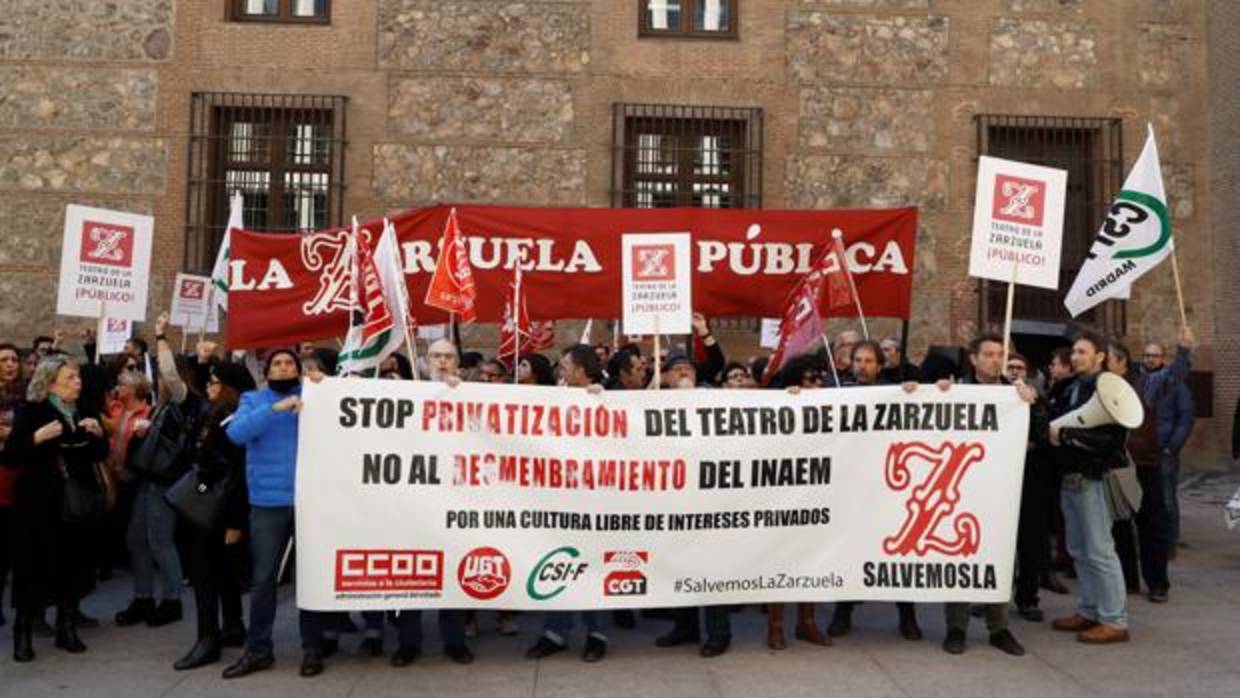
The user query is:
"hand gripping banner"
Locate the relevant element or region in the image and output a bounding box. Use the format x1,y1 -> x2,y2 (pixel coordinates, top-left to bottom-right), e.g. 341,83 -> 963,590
295,379 -> 1029,611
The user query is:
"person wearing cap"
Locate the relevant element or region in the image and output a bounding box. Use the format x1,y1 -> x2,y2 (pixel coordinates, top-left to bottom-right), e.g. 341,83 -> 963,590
660,351 -> 700,389
172,360 -> 255,671
222,349 -> 336,678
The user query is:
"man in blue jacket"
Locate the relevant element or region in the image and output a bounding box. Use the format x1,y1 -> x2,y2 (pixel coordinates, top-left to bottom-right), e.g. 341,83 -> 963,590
1138,328 -> 1195,550
221,349 -> 332,679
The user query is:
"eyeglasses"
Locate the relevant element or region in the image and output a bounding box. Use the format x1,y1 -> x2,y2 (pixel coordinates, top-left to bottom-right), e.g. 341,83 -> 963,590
1143,353 -> 1163,358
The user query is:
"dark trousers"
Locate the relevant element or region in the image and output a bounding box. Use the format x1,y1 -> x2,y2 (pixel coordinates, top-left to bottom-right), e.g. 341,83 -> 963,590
1135,466 -> 1171,593
671,606 -> 731,641
363,609 -> 467,650
186,524 -> 244,641
245,505 -> 329,655
1112,518 -> 1139,592
0,507 -> 12,614
1014,460 -> 1053,608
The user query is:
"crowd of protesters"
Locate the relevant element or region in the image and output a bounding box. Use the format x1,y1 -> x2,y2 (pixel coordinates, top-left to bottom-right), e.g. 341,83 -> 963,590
0,311 -> 1202,677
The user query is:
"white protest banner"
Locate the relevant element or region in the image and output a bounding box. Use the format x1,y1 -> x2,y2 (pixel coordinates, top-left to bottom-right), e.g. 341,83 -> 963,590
621,233 -> 692,335
296,379 -> 1029,611
760,318 -> 781,349
170,273 -> 220,333
97,317 -> 132,355
56,205 -> 154,321
968,157 -> 1068,290
417,324 -> 447,341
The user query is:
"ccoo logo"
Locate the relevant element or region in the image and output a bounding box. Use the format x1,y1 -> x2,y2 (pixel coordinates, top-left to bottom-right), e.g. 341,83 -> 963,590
882,441 -> 985,558
457,546 -> 511,600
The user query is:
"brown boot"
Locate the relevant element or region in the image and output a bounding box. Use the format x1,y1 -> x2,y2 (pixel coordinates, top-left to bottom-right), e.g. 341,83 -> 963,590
794,604 -> 830,646
765,604 -> 786,650
1077,624 -> 1130,644
1051,614 -> 1099,632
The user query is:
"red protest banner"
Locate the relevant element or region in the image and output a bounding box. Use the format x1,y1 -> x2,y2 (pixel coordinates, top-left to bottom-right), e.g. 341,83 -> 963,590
225,205 -> 917,348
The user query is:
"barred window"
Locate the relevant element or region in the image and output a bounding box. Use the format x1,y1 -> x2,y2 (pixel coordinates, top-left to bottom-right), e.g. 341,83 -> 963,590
611,103 -> 762,209
184,93 -> 347,272
974,115 -> 1125,336
230,0 -> 330,23
640,0 -> 738,39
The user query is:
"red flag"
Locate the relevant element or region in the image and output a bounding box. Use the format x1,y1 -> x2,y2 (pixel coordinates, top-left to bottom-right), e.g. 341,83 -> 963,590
819,234 -> 858,317
498,267 -> 530,366
424,208 -> 477,322
528,321 -> 556,351
762,253 -> 832,385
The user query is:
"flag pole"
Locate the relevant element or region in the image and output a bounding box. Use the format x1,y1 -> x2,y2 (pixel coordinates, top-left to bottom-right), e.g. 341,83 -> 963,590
832,229 -> 869,339
652,317 -> 662,391
384,218 -> 420,381
1002,262 -> 1019,369
821,333 -> 840,387
199,285 -> 211,346
96,301 -> 107,365
1169,246 -> 1189,329
513,269 -> 521,385
180,313 -> 188,353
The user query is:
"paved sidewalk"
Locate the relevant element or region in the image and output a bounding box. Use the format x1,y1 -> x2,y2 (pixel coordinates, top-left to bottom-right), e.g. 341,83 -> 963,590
2,474 -> 1238,698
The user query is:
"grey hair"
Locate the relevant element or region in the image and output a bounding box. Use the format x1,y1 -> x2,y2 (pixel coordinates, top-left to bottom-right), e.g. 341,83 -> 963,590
27,355 -> 80,403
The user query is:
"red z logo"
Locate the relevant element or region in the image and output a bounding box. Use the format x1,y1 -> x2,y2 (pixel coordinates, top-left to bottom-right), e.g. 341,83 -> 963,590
882,441 -> 985,558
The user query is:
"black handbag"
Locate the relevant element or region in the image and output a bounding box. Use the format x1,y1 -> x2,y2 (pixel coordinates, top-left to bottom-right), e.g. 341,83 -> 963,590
165,469 -> 231,531
60,457 -> 106,524
129,401 -> 196,483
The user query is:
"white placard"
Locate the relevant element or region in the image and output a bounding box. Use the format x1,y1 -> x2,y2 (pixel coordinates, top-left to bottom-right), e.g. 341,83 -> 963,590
968,157 -> 1068,290
295,378 -> 1030,611
170,273 -> 220,333
622,233 -> 692,335
417,324 -> 448,342
97,317 -> 132,355
56,205 -> 154,321
760,318 -> 781,349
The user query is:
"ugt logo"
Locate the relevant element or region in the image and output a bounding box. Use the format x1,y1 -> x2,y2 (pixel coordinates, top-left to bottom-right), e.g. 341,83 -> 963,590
882,441 -> 985,557
992,174 -> 1046,227
80,221 -> 135,267
633,244 -> 675,281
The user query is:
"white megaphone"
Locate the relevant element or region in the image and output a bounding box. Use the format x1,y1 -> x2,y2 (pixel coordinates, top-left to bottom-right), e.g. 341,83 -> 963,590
1050,371 -> 1145,430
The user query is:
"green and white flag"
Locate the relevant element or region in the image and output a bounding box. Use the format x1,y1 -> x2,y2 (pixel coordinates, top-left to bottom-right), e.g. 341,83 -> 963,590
339,217 -> 405,376
1064,125 -> 1173,317
210,192 -> 243,313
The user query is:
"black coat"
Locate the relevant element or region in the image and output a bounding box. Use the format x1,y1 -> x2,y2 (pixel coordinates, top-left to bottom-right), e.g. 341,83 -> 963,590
3,398 -> 109,609
193,407 -> 249,532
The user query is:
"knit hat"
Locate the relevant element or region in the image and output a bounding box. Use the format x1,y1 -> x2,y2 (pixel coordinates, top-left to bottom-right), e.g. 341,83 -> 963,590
263,348 -> 302,377
211,362 -> 257,394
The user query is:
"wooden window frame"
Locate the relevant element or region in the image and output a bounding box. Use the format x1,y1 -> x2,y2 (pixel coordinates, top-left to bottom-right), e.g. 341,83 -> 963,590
638,0 -> 739,40
229,0 -> 331,25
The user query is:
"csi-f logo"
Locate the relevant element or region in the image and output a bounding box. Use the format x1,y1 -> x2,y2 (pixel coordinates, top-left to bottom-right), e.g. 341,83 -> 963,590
527,546 -> 589,601
633,244 -> 675,281
80,221 -> 135,267
334,549 -> 443,592
179,279 -> 206,300
992,175 -> 1046,227
603,550 -> 648,597
458,546 -> 511,600
882,442 -> 985,558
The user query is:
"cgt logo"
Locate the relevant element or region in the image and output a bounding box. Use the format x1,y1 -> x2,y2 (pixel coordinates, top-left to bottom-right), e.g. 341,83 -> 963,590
335,549 -> 443,592
603,551 -> 648,597
527,546 -> 589,601
80,220 -> 135,268
633,244 -> 675,281
882,441 -> 985,558
458,546 -> 511,600
992,174 -> 1046,227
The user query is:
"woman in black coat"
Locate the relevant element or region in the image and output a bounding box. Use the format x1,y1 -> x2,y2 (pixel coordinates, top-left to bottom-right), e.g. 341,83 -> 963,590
172,360 -> 254,671
5,355 -> 109,662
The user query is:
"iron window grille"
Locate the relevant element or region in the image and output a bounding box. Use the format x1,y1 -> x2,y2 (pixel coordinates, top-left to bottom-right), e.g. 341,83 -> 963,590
184,92 -> 347,273
974,114 -> 1125,337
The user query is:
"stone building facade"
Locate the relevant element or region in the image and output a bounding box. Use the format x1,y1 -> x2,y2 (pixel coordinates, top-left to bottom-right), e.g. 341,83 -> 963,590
0,0 -> 1233,466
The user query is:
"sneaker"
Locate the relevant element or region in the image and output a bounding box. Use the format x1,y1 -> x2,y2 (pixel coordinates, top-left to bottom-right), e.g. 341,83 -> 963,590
942,628 -> 966,655
525,635 -> 566,660
147,600 -> 183,627
989,629 -> 1025,656
116,598 -> 156,627
581,636 -> 607,662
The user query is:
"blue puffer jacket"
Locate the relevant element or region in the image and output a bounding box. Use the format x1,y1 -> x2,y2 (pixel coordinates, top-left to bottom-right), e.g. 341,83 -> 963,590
226,384 -> 301,507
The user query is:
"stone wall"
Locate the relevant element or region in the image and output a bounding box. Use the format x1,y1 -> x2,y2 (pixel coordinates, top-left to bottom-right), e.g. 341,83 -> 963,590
0,138 -> 166,194
786,12 -> 949,86
373,144 -> 587,206
0,1 -> 174,61
0,67 -> 157,131
388,77 -> 574,144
